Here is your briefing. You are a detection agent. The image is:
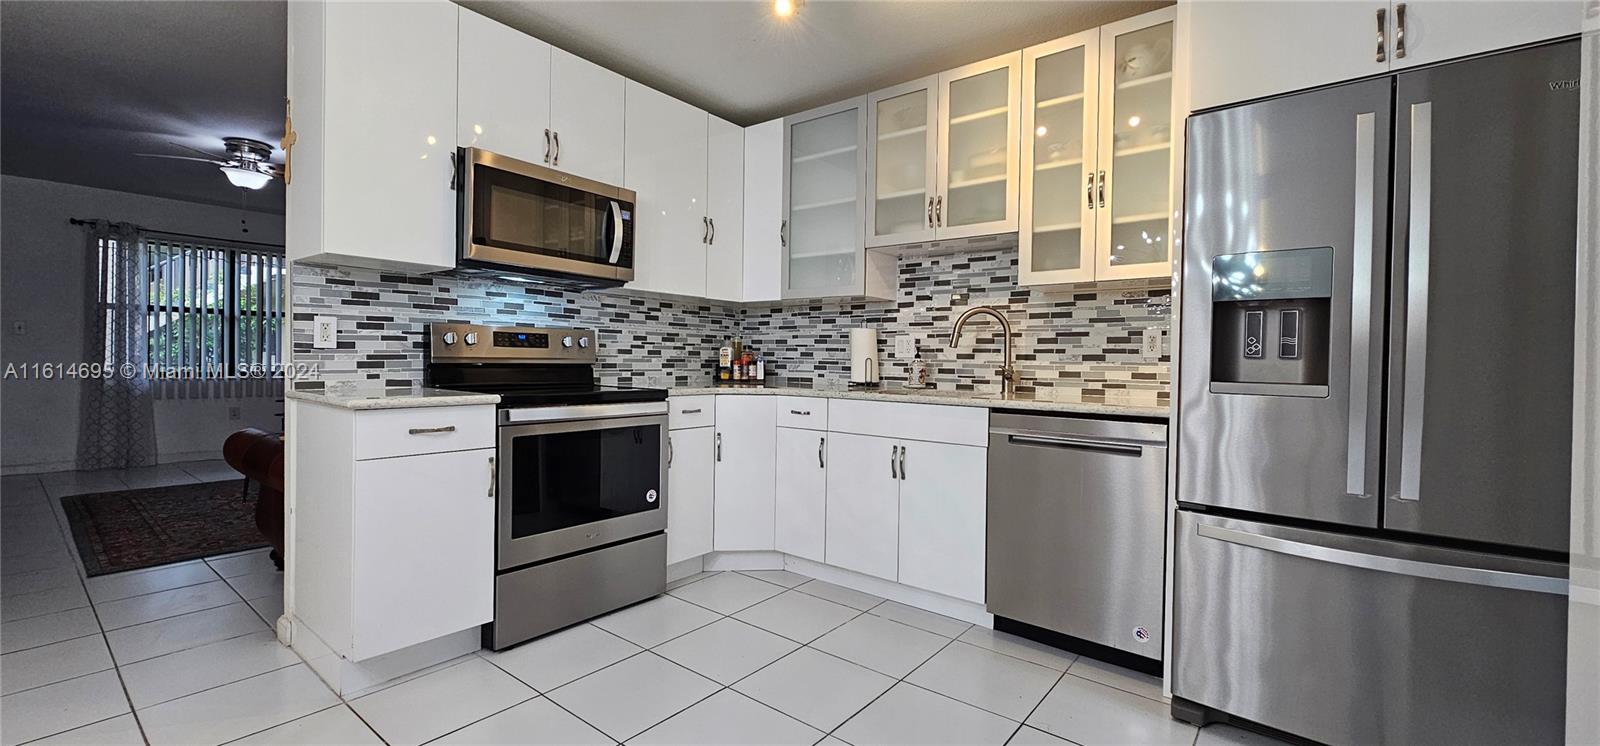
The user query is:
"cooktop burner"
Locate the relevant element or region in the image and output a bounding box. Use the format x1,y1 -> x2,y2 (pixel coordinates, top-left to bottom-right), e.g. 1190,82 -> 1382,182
422,323 -> 667,409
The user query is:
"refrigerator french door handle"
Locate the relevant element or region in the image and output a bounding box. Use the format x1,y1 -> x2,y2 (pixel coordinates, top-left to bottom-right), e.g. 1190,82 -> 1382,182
1346,112 -> 1376,498
1399,101 -> 1432,503
1196,523 -> 1567,596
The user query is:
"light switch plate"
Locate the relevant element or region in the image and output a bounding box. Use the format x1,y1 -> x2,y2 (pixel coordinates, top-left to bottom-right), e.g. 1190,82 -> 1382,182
1142,330 -> 1163,359
313,316 -> 338,349
894,335 -> 916,359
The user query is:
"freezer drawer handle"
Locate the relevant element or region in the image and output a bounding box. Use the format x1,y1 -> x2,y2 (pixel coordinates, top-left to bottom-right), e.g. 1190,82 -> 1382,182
1007,433 -> 1143,456
1196,524 -> 1567,596
1398,101 -> 1432,503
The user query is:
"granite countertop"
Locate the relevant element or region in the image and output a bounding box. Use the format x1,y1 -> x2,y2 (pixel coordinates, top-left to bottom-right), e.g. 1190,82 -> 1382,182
286,386 -> 501,410
669,381 -> 1168,419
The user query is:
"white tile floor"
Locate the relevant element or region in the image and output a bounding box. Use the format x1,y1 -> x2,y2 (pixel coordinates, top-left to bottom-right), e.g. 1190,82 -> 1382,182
4,467 -> 1291,745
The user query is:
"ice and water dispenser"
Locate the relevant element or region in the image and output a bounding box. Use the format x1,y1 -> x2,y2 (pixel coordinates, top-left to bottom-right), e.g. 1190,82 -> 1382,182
1209,247 -> 1333,397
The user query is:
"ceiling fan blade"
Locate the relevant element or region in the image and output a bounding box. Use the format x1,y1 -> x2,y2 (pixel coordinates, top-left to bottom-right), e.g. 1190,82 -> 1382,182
165,141 -> 230,160
133,153 -> 226,165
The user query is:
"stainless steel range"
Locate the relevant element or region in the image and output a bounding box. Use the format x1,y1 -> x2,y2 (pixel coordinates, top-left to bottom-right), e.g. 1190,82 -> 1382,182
425,323 -> 668,650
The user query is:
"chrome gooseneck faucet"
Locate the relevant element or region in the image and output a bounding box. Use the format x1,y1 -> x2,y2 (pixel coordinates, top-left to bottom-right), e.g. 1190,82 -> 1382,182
949,305 -> 1017,396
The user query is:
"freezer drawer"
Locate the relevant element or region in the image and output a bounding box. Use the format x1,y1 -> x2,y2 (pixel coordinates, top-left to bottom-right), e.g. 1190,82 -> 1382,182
987,413 -> 1167,657
1173,511 -> 1567,745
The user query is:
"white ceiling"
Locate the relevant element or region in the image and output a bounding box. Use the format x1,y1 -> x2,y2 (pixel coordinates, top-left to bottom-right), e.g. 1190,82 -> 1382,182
0,1 -> 1168,213
1,1 -> 287,212
460,0 -> 1170,126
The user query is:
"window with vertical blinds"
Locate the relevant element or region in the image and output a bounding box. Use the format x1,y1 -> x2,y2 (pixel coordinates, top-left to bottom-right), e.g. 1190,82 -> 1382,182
139,234 -> 285,396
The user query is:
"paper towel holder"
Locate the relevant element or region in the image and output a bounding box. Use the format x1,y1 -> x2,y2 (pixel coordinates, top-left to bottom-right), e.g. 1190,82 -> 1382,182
849,327 -> 881,388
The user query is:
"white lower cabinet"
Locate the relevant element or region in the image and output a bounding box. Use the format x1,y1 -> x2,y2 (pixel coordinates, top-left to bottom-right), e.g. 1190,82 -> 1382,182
351,449 -> 495,659
896,440 -> 987,603
824,432 -> 902,581
713,396 -> 777,550
775,426 -> 827,562
667,426 -> 715,564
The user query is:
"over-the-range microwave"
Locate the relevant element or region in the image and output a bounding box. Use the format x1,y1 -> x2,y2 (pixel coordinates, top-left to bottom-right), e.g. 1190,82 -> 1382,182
457,147 -> 636,287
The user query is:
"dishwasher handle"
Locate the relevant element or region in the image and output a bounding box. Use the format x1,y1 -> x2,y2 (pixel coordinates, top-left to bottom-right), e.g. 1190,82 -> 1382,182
1004,432 -> 1146,456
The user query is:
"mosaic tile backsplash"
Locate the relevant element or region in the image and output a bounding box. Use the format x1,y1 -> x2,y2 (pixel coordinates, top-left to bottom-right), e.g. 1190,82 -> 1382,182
291,241 -> 1170,400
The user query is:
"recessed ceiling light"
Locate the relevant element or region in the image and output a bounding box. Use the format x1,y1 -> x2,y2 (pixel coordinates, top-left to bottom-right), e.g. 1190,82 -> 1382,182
774,0 -> 802,18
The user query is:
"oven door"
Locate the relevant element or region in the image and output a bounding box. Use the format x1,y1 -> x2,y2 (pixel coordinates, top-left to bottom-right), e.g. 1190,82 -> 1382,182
460,148 -> 635,282
496,412 -> 666,570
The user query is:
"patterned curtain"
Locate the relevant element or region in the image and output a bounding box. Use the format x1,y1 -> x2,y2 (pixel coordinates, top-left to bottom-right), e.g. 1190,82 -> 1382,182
77,220 -> 157,470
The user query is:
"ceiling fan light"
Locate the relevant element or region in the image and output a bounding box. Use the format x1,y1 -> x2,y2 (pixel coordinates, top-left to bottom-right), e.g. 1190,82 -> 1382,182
221,165 -> 271,190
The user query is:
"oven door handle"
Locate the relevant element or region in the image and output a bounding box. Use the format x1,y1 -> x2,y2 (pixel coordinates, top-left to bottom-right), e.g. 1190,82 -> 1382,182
607,200 -> 624,265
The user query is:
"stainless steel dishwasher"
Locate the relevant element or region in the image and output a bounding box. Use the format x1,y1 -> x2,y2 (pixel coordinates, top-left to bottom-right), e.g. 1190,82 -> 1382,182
987,412 -> 1168,662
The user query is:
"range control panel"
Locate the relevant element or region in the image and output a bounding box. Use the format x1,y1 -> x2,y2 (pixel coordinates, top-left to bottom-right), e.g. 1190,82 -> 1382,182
427,323 -> 596,363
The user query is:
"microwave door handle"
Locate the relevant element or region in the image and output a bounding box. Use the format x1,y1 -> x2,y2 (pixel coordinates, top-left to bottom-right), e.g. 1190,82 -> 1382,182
608,200 -> 624,265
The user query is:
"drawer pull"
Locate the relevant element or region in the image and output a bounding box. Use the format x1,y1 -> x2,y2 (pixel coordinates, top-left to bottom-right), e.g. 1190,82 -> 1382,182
680,408 -> 703,414
789,409 -> 810,416
408,425 -> 457,435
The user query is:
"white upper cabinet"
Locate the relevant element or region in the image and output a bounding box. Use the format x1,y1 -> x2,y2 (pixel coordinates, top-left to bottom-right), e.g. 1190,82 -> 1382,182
936,52 -> 1022,240
1186,0 -> 1581,111
705,116 -> 745,302
456,8 -> 551,165
1385,0 -> 1582,69
549,48 -> 625,185
624,81 -> 709,297
866,77 -> 940,247
1019,7 -> 1177,285
742,119 -> 785,302
782,98 -> 895,300
1019,29 -> 1100,285
1186,1 -> 1388,112
1095,9 -> 1177,280
287,0 -> 458,272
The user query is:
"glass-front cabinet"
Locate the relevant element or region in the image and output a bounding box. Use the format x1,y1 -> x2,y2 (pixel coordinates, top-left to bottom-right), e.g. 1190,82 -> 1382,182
1020,6 -> 1177,285
865,53 -> 1020,249
783,97 -> 893,299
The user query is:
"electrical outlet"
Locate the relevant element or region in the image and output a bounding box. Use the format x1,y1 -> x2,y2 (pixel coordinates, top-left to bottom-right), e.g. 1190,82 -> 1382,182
894,335 -> 916,359
1142,330 -> 1163,359
228,406 -> 241,420
313,316 -> 337,349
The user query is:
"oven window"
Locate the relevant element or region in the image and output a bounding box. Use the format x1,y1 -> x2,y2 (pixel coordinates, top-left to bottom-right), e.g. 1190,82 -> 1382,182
473,164 -> 613,263
507,424 -> 661,539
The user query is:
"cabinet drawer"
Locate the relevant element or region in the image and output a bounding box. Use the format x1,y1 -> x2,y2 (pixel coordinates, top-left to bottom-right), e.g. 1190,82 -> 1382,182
828,399 -> 987,446
354,405 -> 496,460
775,396 -> 827,430
669,396 -> 715,429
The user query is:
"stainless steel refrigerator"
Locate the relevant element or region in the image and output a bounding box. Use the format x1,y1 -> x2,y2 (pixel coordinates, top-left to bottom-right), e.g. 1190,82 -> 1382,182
1173,39 -> 1579,745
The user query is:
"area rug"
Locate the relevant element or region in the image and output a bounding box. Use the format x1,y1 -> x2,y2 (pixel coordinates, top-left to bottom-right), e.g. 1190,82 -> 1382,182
60,480 -> 268,576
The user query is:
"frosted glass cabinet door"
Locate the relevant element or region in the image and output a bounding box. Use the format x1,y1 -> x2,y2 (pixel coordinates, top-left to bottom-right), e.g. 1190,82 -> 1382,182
936,52 -> 1020,240
866,77 -> 938,248
782,98 -> 867,298
1020,29 -> 1099,285
1096,9 -> 1176,279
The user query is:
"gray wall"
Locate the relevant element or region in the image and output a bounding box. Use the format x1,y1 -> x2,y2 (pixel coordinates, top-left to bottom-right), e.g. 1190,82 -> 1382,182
1,175 -> 286,473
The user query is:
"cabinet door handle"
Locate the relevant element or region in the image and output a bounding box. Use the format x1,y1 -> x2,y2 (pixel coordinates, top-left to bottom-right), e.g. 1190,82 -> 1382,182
1096,171 -> 1106,209
899,445 -> 907,480
890,444 -> 899,479
544,129 -> 552,163
679,407 -> 703,414
408,425 -> 456,435
788,409 -> 810,416
927,197 -> 935,227
487,455 -> 496,498
780,219 -> 788,248
716,432 -> 722,462
552,130 -> 561,165
709,217 -> 716,245
702,216 -> 710,244
934,196 -> 943,226
1376,7 -> 1387,62
668,435 -> 674,468
1394,3 -> 1407,59
1086,171 -> 1096,210
818,436 -> 825,469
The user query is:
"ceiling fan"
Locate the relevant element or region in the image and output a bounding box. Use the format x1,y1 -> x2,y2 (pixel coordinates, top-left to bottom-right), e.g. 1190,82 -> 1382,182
134,137 -> 281,190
